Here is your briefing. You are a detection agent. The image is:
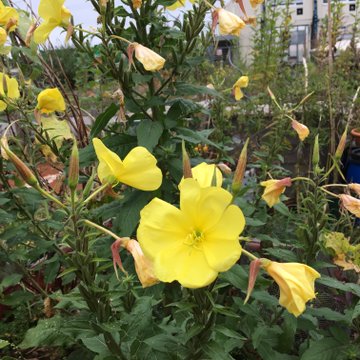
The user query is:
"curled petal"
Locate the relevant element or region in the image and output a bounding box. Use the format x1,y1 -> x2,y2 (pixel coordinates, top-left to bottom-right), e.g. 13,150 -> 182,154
291,119 -> 309,141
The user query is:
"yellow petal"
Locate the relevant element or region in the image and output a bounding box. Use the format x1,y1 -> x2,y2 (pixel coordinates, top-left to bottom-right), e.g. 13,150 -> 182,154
234,87 -> 244,101
92,138 -> 123,184
204,205 -> 244,272
291,119 -> 309,141
134,43 -> 165,72
217,9 -> 245,36
0,6 -> 19,32
34,20 -> 59,43
119,146 -> 162,191
154,242 -> 218,288
0,27 -> 7,46
137,198 -> 191,260
37,88 -> 66,113
234,76 -> 249,88
179,162 -> 223,188
38,0 -> 64,20
40,114 -> 73,149
0,100 -> 7,111
6,77 -> 20,99
179,178 -> 233,231
167,0 -> 186,10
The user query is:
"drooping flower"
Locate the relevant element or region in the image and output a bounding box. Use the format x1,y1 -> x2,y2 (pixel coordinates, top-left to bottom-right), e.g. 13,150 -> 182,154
291,119 -> 309,141
37,88 -> 66,114
111,237 -> 158,288
260,177 -> 292,207
137,178 -> 245,288
127,43 -> 165,72
250,0 -> 264,9
339,194 -> 360,218
212,9 -> 245,37
0,72 -> 20,111
92,137 -> 162,191
180,162 -> 223,188
0,27 -> 7,46
262,260 -> 320,317
33,0 -> 72,44
232,76 -> 249,101
0,3 -> 19,32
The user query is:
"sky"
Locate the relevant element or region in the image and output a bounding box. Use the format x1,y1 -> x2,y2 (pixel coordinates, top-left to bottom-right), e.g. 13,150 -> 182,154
12,0 -> 200,46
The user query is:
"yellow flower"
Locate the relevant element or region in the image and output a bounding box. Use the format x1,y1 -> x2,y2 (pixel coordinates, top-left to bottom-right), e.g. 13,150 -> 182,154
291,119 -> 309,141
129,43 -> 165,72
348,183 -> 360,196
0,72 -> 20,111
33,0 -> 72,44
260,177 -> 292,207
0,27 -> 7,46
167,0 -> 195,11
137,178 -> 245,288
0,3 -> 19,32
92,137 -> 162,191
214,8 -> 245,37
180,162 -> 223,188
233,76 -> 249,101
132,0 -> 142,9
37,88 -> 66,114
263,261 -> 320,317
250,0 -> 264,9
339,194 -> 360,217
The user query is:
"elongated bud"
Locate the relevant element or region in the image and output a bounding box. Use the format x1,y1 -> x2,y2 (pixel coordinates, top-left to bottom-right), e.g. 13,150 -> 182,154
182,140 -> 192,179
232,138 -> 249,194
2,72 -> 8,96
1,141 -> 39,187
244,258 -> 262,304
312,134 -> 320,167
335,126 -> 348,160
25,23 -> 36,47
298,91 -> 314,107
267,86 -> 276,101
68,142 -> 79,191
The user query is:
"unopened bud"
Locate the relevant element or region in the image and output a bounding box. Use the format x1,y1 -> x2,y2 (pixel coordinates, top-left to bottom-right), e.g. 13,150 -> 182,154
25,23 -> 36,47
312,134 -> 320,167
1,143 -> 39,187
68,142 -> 79,191
132,0 -> 142,9
217,162 -> 232,175
335,125 -> 348,160
182,140 -> 192,179
244,258 -> 262,304
65,22 -> 74,43
100,0 -> 108,7
267,86 -> 276,101
232,138 -> 249,194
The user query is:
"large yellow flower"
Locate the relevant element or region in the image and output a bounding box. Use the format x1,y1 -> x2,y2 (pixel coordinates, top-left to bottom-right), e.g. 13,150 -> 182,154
214,9 -> 245,37
37,88 -> 66,113
233,76 -> 249,101
260,177 -> 292,207
137,178 -> 245,288
0,3 -> 19,32
0,72 -> 20,111
92,138 -> 162,191
180,162 -> 223,188
263,261 -> 320,317
33,0 -> 72,44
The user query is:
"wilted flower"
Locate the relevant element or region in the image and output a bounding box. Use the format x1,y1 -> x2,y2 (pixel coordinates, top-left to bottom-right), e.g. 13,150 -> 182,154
339,194 -> 360,218
212,8 -> 245,37
0,3 -> 19,32
233,76 -> 249,101
180,162 -> 223,188
34,0 -> 72,44
132,0 -> 142,9
348,183 -> 360,196
250,0 -> 264,9
291,119 -> 309,141
0,72 -> 20,111
0,27 -> 7,46
138,178 -> 245,288
37,88 -> 66,114
260,177 -> 292,207
92,138 -> 162,190
263,260 -> 320,317
128,43 -> 165,72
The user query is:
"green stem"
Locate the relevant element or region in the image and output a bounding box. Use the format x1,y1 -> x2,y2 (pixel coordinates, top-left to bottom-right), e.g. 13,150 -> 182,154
35,185 -> 67,210
83,219 -> 120,240
241,248 -> 259,261
83,182 -> 109,204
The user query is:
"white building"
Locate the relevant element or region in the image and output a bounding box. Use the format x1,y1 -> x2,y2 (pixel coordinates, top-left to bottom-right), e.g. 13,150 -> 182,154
224,0 -> 358,64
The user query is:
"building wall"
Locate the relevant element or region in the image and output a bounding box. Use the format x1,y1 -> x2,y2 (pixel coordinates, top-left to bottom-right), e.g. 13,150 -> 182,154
224,0 -> 358,64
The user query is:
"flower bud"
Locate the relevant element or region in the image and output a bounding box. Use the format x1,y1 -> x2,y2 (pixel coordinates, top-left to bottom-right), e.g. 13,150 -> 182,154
335,126 -> 348,160
25,23 -> 36,47
132,0 -> 142,9
267,86 -> 276,101
1,140 -> 39,187
182,140 -> 192,179
291,119 -> 310,142
217,162 -> 232,175
244,258 -> 262,304
232,138 -> 249,194
312,134 -> 320,167
68,142 -> 79,191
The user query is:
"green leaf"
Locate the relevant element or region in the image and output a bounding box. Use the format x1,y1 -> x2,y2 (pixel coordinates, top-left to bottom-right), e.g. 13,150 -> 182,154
114,191 -> 153,236
306,307 -> 352,324
214,326 -> 247,340
300,337 -> 348,360
143,334 -> 179,353
136,119 -> 163,151
0,339 -> 10,349
352,300 -> 360,320
0,273 -> 22,289
44,255 -> 60,284
220,264 -> 248,290
174,82 -> 220,97
245,217 -> 266,227
317,275 -> 360,297
203,341 -> 234,360
274,202 -> 291,216
90,103 -> 118,139
81,335 -> 112,356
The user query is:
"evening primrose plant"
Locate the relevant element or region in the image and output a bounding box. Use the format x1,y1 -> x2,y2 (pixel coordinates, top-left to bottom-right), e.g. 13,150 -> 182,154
0,0 -> 360,358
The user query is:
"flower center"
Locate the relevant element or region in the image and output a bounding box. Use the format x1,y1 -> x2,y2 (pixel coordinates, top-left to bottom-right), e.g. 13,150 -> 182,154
184,229 -> 204,249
